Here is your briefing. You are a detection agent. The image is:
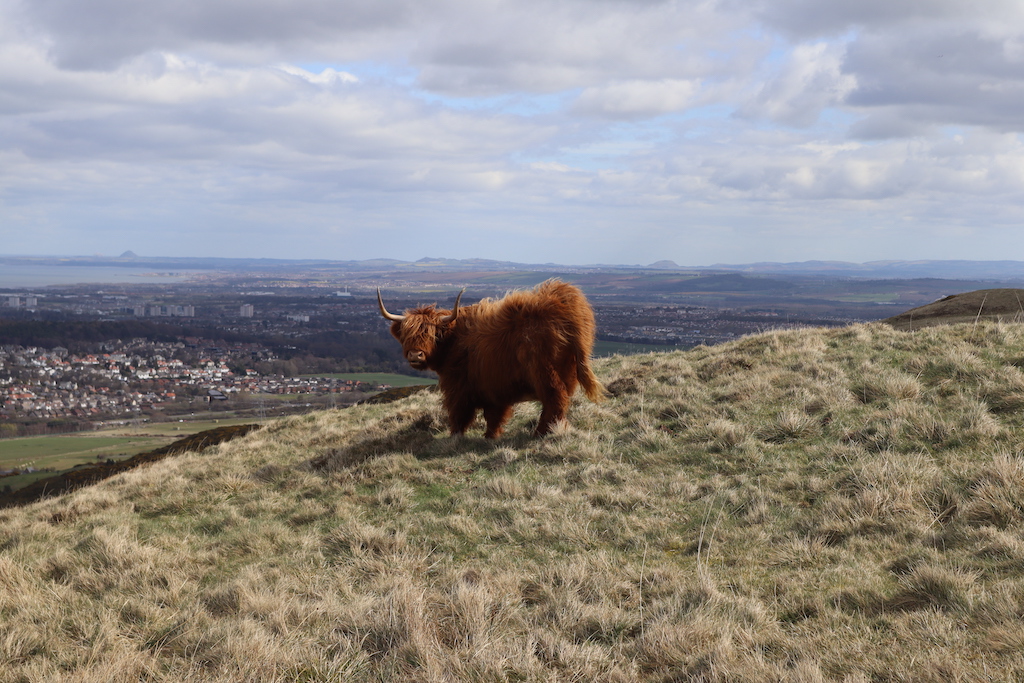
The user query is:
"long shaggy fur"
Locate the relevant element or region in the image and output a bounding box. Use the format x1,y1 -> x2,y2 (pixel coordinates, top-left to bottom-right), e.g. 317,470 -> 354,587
384,279 -> 604,438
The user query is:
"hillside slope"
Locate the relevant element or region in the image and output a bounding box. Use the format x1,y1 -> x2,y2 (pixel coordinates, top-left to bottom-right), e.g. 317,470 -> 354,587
4,322 -> 1024,681
884,287 -> 1024,330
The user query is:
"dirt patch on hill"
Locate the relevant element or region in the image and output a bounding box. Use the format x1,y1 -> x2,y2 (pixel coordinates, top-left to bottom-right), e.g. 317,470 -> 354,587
0,423 -> 262,509
884,288 -> 1024,331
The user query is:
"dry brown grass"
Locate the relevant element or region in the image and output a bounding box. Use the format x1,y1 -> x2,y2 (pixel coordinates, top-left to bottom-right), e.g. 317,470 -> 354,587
5,321 -> 1024,681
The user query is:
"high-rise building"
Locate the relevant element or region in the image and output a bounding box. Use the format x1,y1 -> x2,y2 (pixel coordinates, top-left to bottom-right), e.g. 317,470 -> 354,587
240,304 -> 255,318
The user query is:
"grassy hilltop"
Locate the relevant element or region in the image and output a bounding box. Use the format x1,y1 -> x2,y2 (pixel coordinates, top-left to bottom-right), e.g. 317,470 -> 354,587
884,288 -> 1024,331
5,321 -> 1024,681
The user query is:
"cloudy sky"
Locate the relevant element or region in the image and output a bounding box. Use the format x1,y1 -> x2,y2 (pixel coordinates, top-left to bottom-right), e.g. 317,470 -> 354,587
2,0 -> 1024,265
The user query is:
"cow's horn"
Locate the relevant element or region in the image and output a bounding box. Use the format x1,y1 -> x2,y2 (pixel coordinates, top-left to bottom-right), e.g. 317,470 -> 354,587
441,289 -> 465,324
377,288 -> 405,322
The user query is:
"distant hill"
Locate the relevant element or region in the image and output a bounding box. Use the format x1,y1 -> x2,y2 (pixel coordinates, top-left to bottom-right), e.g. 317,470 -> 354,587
6,254 -> 1024,281
884,288 -> 1024,330
710,259 -> 1024,280
6,321 -> 1024,680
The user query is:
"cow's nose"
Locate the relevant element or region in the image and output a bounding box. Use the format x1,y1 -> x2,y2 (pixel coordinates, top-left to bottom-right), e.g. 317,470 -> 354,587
407,350 -> 426,363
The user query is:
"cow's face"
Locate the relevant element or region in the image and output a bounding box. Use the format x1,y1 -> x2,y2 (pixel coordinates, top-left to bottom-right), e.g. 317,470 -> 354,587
378,290 -> 463,370
389,310 -> 451,369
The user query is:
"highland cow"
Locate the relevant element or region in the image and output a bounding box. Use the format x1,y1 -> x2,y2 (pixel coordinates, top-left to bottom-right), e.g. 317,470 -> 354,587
377,279 -> 604,438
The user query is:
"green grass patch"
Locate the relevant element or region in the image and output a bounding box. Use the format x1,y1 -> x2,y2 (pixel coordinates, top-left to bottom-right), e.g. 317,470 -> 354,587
414,482 -> 455,506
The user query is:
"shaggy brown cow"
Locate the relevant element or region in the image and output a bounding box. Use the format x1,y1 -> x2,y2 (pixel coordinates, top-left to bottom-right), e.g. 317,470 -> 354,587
377,279 -> 604,438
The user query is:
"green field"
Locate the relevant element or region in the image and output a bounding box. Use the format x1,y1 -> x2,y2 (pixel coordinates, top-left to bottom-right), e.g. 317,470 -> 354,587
117,418 -> 257,436
593,339 -> 679,356
0,436 -> 162,464
1,435 -> 165,492
0,418 -> 255,492
302,372 -> 437,387
829,293 -> 901,303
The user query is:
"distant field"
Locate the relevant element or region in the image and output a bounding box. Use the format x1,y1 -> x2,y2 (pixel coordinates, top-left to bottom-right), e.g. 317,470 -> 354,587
0,418 -> 255,492
239,393 -> 322,403
303,372 -> 437,387
593,339 -> 678,356
829,293 -> 901,303
1,435 -> 167,491
122,418 -> 257,436
0,435 -> 161,464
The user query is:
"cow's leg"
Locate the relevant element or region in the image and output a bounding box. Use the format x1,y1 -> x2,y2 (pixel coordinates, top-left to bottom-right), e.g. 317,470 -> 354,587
561,361 -> 579,399
534,368 -> 570,436
446,399 -> 477,436
483,403 -> 514,439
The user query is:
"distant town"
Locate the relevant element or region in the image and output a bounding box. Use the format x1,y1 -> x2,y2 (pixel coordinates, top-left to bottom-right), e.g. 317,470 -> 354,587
0,337 -> 387,437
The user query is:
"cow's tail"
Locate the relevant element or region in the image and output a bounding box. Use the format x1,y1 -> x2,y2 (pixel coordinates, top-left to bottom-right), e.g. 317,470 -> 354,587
577,355 -> 606,403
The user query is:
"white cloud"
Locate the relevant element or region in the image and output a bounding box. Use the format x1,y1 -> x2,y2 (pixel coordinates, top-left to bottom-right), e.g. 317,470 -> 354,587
10,0 -> 427,69
11,0 -> 740,87
572,79 -> 701,119
275,65 -> 359,86
843,25 -> 1024,135
744,0 -> 1011,39
3,0 -> 1024,264
738,42 -> 855,127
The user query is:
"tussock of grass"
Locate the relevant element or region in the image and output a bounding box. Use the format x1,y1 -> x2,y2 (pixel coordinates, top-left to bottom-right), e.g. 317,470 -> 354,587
5,321 -> 1024,680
